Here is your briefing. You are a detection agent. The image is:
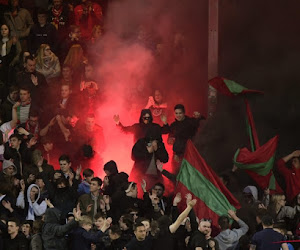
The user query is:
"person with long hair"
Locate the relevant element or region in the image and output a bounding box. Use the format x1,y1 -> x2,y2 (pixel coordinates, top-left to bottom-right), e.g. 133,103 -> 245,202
0,23 -> 21,99
64,44 -> 87,83
35,44 -> 61,84
87,24 -> 102,63
268,194 -> 296,223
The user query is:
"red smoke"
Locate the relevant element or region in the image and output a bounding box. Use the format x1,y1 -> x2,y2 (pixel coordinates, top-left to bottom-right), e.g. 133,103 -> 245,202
86,0 -> 208,189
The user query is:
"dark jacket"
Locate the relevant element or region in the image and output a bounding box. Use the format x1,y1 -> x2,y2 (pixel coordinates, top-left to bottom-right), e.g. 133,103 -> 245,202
43,170 -> 79,220
78,193 -> 103,219
126,236 -> 153,250
23,160 -> 54,184
15,70 -> 48,108
0,95 -> 16,123
4,142 -> 33,175
117,109 -> 166,143
111,190 -> 144,222
3,232 -> 29,250
28,23 -> 57,55
42,207 -> 78,250
69,227 -> 105,250
166,116 -> 204,155
104,236 -> 128,250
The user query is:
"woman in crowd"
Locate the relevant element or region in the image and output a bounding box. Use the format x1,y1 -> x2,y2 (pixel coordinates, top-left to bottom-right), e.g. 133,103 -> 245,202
64,44 -> 87,84
268,194 -> 297,224
35,44 -> 61,84
0,23 -> 22,99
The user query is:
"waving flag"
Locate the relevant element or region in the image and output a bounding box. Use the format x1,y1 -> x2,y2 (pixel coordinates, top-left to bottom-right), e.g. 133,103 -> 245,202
176,140 -> 240,230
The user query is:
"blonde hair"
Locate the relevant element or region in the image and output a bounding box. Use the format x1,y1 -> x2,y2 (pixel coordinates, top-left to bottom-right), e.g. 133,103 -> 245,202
269,194 -> 285,213
64,44 -> 86,70
79,215 -> 93,227
36,44 -> 54,67
271,194 -> 285,205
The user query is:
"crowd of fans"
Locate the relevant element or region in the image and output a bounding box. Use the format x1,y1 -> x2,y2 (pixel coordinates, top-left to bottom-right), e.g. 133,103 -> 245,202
0,0 -> 299,250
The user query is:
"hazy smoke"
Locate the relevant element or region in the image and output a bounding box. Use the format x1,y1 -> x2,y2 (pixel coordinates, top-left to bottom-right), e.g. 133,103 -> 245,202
90,0 -> 208,178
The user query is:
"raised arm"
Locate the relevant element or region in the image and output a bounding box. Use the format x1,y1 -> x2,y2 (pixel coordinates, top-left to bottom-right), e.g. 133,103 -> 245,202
169,199 -> 197,233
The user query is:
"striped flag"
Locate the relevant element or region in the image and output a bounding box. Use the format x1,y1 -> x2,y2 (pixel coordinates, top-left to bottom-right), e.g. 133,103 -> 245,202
175,140 -> 240,230
233,135 -> 283,194
208,77 -> 264,97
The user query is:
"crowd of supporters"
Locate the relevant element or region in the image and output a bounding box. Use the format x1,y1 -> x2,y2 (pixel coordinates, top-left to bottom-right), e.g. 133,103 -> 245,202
0,0 -> 299,250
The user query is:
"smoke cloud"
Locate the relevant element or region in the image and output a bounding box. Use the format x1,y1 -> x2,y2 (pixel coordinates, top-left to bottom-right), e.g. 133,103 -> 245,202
90,0 -> 208,179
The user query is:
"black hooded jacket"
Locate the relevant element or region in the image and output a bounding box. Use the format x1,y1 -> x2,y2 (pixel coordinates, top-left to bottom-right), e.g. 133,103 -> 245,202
42,208 -> 78,250
117,109 -> 166,143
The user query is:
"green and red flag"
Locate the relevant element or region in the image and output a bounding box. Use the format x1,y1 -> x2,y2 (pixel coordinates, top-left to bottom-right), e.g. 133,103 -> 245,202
209,76 -> 281,193
175,140 -> 241,230
208,77 -> 264,97
233,135 -> 283,194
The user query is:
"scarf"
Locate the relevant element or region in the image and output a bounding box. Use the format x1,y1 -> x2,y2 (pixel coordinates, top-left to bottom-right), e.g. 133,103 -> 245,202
51,7 -> 63,29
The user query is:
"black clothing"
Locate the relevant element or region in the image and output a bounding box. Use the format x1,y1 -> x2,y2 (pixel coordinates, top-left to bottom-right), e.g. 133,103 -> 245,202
126,236 -> 153,250
48,6 -> 70,42
111,190 -> 143,221
188,230 -> 208,250
28,23 -> 57,55
166,115 -> 204,155
117,109 -> 167,143
42,207 -> 78,250
15,70 -> 48,108
0,95 -> 15,123
23,159 -> 54,184
118,122 -> 164,143
104,236 -> 128,250
130,138 -> 168,195
3,232 -> 29,250
152,229 -> 175,250
4,142 -> 33,175
43,171 -> 78,220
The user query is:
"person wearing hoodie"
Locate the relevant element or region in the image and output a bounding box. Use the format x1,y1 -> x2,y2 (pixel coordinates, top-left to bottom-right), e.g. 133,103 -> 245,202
235,186 -> 261,236
215,210 -> 249,250
42,206 -> 81,250
113,109 -> 166,143
0,159 -> 17,184
16,183 -> 47,221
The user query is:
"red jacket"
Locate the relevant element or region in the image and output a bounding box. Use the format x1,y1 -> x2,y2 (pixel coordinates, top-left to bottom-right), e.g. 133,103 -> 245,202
277,159 -> 300,202
74,3 -> 102,40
